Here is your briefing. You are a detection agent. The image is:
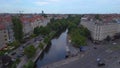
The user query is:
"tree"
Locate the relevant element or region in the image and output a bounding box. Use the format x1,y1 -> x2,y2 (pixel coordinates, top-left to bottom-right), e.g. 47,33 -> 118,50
33,27 -> 40,36
95,14 -> 101,21
71,33 -> 86,47
0,51 -> 4,56
44,36 -> 50,44
39,42 -> 44,49
34,26 -> 51,36
68,24 -> 88,47
24,45 -> 36,58
105,36 -> 111,41
23,60 -> 34,68
12,16 -> 23,42
8,40 -> 20,47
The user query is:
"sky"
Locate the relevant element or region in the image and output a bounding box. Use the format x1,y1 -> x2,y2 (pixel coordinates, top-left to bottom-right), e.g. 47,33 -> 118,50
0,0 -> 120,14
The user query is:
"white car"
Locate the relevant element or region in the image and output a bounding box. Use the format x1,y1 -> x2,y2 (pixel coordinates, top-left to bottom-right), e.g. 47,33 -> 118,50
112,42 -> 117,45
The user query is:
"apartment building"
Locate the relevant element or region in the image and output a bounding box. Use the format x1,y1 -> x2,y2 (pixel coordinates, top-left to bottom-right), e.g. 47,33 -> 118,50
20,14 -> 50,38
0,24 -> 8,50
0,15 -> 14,50
0,14 -> 50,49
81,15 -> 120,41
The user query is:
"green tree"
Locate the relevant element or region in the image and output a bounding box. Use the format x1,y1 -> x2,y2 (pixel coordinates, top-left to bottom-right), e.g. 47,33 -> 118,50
23,60 -> 34,68
105,36 -> 111,41
12,16 -> 23,42
11,58 -> 20,68
34,26 -> 51,36
0,51 -> 4,56
9,40 -> 20,47
44,36 -> 50,44
39,42 -> 44,49
24,45 -> 36,58
33,27 -> 40,36
95,14 -> 101,21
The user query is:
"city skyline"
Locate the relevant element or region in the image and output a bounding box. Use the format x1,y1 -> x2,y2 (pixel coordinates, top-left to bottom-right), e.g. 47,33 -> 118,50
0,0 -> 120,14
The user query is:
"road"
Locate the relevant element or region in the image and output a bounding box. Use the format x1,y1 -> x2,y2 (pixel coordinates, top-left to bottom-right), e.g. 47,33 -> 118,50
7,35 -> 43,68
8,35 -> 43,59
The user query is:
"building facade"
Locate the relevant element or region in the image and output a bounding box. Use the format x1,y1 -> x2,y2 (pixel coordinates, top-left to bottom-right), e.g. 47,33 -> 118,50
20,14 -> 50,38
81,15 -> 120,41
0,15 -> 15,50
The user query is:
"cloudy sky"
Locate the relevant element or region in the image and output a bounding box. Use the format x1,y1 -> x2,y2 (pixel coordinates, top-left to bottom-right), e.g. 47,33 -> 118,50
0,0 -> 120,14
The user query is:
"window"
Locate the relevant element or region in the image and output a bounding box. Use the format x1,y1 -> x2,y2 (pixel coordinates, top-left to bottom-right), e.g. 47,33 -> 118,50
5,39 -> 7,41
4,31 -> 6,33
4,35 -> 7,37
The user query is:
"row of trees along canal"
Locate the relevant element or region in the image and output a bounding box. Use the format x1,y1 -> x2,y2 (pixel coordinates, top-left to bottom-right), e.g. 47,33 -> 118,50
32,15 -> 90,68
33,15 -> 90,49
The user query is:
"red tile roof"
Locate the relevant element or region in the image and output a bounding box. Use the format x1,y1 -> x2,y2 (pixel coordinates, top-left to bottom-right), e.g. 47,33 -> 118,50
0,24 -> 5,30
83,14 -> 120,23
20,15 -> 44,24
0,15 -> 12,23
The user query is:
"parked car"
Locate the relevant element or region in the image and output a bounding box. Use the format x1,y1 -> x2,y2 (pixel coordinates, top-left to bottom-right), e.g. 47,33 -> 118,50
11,52 -> 16,55
16,54 -> 23,58
79,46 -> 86,52
98,61 -> 105,66
112,42 -> 117,45
97,58 -> 105,67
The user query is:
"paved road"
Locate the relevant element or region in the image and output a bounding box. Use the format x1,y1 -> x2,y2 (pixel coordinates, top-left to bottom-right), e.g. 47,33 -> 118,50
7,35 -> 43,68
16,36 -> 43,68
56,40 -> 120,68
8,35 -> 43,60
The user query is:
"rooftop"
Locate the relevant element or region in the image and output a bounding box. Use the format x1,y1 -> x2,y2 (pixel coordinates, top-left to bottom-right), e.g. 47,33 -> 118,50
82,14 -> 120,24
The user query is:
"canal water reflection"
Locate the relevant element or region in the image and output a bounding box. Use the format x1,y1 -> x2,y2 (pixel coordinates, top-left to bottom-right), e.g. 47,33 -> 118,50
36,29 -> 68,68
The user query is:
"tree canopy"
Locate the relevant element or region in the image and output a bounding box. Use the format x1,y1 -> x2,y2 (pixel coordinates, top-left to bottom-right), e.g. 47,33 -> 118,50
24,45 -> 36,58
23,60 -> 34,68
12,16 -> 23,42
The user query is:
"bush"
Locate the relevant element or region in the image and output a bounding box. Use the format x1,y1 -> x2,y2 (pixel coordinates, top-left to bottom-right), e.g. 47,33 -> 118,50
24,45 -> 36,58
23,60 -> 34,68
39,42 -> 44,49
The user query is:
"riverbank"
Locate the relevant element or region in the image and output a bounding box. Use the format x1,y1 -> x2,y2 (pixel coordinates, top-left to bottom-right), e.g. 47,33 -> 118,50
36,29 -> 68,68
41,50 -> 86,68
17,41 -> 47,68
32,44 -> 47,62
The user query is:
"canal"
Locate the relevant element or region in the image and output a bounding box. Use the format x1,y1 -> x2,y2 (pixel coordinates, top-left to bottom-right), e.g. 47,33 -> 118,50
36,29 -> 68,68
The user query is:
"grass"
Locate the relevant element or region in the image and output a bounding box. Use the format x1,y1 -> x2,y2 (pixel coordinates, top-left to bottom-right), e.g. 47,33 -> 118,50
109,45 -> 120,51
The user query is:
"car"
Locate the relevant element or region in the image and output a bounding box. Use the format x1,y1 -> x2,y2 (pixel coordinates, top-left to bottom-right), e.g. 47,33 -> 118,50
79,46 -> 86,52
97,58 -> 101,62
11,52 -> 16,55
112,42 -> 117,45
12,58 -> 16,61
16,54 -> 23,58
98,61 -> 105,66
20,53 -> 24,56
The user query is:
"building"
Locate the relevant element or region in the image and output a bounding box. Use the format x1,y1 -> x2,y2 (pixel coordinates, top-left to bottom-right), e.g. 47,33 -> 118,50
0,15 -> 14,50
0,14 -> 50,49
0,55 -> 12,68
20,14 -> 50,38
0,24 -> 8,50
81,14 -> 120,41
20,15 -> 33,38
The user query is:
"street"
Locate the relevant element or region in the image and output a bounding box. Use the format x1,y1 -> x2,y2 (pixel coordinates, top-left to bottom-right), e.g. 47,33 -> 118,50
7,35 -> 43,68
